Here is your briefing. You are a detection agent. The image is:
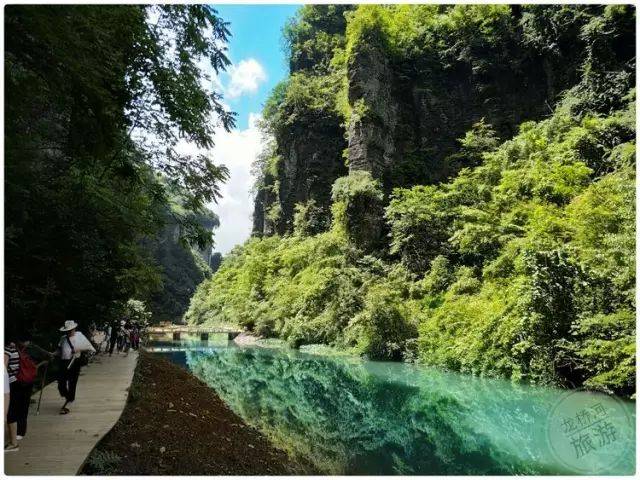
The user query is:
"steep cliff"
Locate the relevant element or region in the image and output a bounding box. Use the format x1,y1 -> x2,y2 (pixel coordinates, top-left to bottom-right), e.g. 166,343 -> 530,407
253,6 -> 352,235
256,115 -> 347,235
144,207 -> 219,323
253,5 -> 634,236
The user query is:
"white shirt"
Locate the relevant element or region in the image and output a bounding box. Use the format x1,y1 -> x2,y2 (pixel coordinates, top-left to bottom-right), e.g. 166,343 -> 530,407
58,332 -> 96,360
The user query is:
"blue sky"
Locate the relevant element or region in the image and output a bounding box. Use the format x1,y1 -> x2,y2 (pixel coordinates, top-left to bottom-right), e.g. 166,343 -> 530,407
200,5 -> 300,254
215,4 -> 300,129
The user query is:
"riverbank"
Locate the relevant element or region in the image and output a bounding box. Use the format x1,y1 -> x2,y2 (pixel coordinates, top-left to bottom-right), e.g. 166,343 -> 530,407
81,351 -> 303,475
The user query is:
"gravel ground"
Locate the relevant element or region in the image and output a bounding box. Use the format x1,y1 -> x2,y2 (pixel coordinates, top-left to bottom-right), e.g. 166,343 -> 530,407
81,351 -> 303,475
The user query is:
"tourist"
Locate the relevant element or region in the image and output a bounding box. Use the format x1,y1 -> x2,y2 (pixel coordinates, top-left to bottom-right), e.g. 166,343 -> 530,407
4,340 -> 20,451
10,332 -> 49,440
90,327 -> 107,354
102,321 -> 112,352
4,364 -> 10,451
108,319 -> 119,356
88,322 -> 102,353
55,320 -> 96,415
116,320 -> 127,353
130,325 -> 140,350
104,322 -> 112,351
122,321 -> 132,355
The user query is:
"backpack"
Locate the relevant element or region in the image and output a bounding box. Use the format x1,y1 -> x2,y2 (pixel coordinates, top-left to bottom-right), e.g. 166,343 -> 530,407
66,336 -> 89,367
16,347 -> 37,384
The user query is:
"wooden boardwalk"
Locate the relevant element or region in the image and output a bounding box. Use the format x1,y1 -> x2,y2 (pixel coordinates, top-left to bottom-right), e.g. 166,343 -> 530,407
4,351 -> 138,475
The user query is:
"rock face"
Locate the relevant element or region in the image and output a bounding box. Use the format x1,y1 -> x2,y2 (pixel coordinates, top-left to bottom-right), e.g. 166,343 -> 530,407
278,120 -> 347,234
346,42 -> 398,179
253,115 -> 347,236
254,53 -> 551,236
345,40 -> 554,192
144,209 -> 218,322
251,188 -> 268,236
251,6 -> 600,237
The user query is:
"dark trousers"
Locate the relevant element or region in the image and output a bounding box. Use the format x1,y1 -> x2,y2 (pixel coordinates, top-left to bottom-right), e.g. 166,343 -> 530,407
58,360 -> 81,403
7,381 -> 33,436
109,335 -> 117,355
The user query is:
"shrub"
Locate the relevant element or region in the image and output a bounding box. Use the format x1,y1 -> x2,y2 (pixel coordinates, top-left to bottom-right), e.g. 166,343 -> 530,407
85,450 -> 122,475
345,285 -> 417,361
569,311 -> 635,396
386,186 -> 453,273
293,200 -> 331,236
331,171 -> 385,251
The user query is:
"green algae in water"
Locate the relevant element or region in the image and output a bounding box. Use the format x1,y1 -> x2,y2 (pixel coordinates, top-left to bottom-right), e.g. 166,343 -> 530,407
151,342 -> 635,475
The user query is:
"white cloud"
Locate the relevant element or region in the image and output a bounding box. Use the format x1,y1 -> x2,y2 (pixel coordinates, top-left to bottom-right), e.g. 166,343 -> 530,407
225,58 -> 267,98
247,112 -> 262,130
209,116 -> 263,254
175,117 -> 263,255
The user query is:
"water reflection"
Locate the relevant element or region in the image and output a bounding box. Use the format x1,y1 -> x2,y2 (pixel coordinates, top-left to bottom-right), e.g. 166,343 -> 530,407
152,342 -> 635,475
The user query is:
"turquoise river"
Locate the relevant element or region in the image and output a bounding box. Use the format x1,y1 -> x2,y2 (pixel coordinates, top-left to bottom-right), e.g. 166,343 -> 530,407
148,335 -> 635,475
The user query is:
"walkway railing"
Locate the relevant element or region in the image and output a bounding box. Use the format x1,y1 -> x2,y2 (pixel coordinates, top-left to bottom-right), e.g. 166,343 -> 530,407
144,346 -> 223,353
147,326 -> 241,341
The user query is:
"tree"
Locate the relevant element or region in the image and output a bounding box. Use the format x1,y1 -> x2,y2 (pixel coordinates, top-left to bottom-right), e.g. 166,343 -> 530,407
5,5 -> 233,340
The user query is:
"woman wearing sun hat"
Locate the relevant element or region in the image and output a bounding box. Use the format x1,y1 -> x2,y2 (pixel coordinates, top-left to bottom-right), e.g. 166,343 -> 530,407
55,320 -> 95,415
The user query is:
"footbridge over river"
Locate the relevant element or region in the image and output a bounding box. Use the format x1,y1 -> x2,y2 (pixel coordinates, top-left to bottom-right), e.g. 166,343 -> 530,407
147,325 -> 242,342
145,346 -> 226,353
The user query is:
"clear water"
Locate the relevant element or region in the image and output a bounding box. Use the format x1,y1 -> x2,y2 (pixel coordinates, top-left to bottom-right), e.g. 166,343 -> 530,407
148,336 -> 636,475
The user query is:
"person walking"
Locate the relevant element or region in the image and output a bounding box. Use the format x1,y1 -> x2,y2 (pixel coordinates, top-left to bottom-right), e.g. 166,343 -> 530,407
55,320 -> 95,415
122,321 -> 132,355
4,340 -> 20,451
108,319 -> 119,356
116,320 -> 126,353
90,327 -> 106,355
131,325 -> 140,350
101,321 -> 112,352
4,364 -> 11,451
11,332 -> 51,439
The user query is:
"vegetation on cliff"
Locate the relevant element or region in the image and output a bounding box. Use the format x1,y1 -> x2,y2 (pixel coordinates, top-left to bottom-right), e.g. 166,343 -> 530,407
185,5 -> 635,396
143,204 -> 219,323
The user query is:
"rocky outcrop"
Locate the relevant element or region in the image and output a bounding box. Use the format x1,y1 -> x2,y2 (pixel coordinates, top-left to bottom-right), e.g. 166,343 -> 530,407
251,188 -> 267,235
346,42 -> 398,178
253,115 -> 347,236
280,120 -> 347,233
145,208 -> 218,322
252,6 -> 624,237
345,39 -> 552,191
254,38 -> 553,237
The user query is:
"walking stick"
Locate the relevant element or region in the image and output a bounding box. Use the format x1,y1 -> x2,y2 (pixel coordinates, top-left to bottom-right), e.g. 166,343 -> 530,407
36,362 -> 48,415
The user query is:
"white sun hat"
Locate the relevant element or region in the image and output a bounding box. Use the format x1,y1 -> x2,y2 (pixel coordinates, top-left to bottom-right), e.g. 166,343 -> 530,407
60,320 -> 78,332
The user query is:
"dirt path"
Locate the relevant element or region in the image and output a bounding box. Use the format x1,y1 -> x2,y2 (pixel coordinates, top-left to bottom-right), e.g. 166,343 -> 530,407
81,351 -> 302,475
